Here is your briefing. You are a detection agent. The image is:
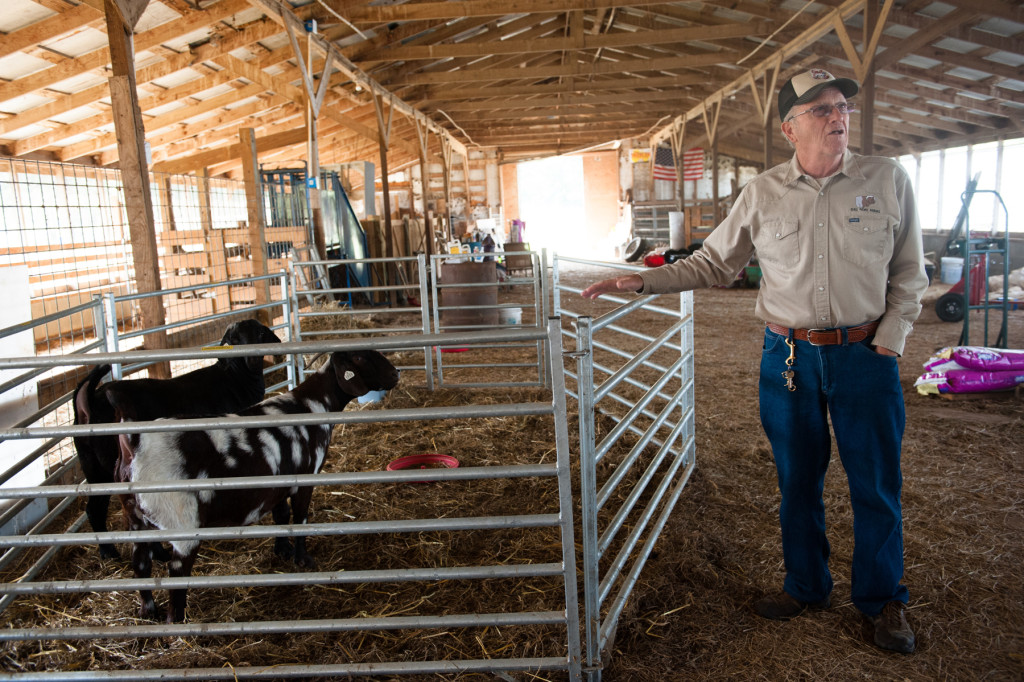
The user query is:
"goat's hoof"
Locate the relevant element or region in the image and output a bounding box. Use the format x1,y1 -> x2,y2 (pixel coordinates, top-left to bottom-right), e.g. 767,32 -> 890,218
98,545 -> 121,561
273,540 -> 294,560
139,603 -> 158,621
295,553 -> 316,570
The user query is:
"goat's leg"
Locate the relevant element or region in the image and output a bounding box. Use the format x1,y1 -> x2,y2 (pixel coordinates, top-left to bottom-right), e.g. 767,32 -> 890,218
77,437 -> 121,560
289,487 -> 316,569
85,493 -> 120,560
149,542 -> 172,563
271,500 -> 293,560
166,543 -> 199,623
131,540 -> 157,620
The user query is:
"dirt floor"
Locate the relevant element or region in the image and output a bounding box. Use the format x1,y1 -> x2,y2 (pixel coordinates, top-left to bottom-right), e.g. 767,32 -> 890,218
572,271 -> 1024,682
2,264 -> 1022,681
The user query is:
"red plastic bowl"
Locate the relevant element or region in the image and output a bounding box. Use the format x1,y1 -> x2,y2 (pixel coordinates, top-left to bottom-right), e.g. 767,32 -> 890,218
386,454 -> 460,483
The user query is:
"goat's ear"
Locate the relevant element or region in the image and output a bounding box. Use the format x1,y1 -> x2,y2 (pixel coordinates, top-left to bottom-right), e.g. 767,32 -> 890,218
330,352 -> 369,396
219,322 -> 239,346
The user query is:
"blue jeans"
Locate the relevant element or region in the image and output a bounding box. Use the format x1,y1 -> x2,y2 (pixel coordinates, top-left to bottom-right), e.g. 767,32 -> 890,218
759,328 -> 909,617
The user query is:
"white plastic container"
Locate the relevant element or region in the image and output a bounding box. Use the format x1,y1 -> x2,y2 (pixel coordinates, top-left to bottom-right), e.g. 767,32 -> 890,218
669,211 -> 685,250
499,306 -> 522,325
940,256 -> 964,285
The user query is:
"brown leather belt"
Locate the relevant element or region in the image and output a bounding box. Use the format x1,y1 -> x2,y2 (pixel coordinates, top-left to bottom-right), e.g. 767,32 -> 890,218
766,321 -> 879,346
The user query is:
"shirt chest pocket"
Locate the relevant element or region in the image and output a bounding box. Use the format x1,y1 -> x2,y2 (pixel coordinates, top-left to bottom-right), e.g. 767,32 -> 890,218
841,219 -> 892,267
753,217 -> 800,268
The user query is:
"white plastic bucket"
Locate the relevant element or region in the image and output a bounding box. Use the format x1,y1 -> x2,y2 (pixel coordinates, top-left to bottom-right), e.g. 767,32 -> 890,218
669,211 -> 685,250
499,306 -> 522,325
940,257 -> 964,285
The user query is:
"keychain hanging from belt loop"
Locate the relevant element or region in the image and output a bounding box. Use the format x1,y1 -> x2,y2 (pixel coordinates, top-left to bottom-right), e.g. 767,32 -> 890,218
782,331 -> 796,391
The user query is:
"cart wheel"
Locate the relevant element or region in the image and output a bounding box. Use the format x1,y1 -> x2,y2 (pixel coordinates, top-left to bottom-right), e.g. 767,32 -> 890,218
935,292 -> 964,322
623,237 -> 648,262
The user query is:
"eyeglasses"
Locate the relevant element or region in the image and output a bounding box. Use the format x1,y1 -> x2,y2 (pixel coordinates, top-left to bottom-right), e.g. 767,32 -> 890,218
786,102 -> 857,121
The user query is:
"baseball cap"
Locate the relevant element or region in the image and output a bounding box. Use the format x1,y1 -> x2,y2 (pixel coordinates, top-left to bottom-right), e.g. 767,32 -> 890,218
778,69 -> 859,121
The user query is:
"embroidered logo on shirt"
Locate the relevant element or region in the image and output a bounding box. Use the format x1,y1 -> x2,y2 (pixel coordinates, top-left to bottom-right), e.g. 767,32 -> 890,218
855,195 -> 876,209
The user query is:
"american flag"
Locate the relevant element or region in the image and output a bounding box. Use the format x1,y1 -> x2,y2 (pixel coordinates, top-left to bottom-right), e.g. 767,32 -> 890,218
682,148 -> 704,181
652,146 -> 676,182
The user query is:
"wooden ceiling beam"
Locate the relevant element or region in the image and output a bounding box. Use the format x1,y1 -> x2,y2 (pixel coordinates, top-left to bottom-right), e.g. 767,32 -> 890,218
246,0 -> 467,158
60,82 -> 268,161
0,0 -> 251,103
438,102 -> 688,123
873,7 -> 977,71
345,0 -> 671,24
152,123 -> 308,175
431,88 -> 699,112
938,0 -> 1024,25
390,51 -> 741,87
10,70 -> 242,155
413,74 -> 709,103
0,2 -> 102,60
369,14 -> 564,85
0,16 -> 283,136
651,0 -> 871,146
362,21 -> 771,63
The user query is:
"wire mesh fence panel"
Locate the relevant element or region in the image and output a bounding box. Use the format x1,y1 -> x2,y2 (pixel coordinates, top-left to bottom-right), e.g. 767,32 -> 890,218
0,158 -> 300,380
0,158 -> 133,358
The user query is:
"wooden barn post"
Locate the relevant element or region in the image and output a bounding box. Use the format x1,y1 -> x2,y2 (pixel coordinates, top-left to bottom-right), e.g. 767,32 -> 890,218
372,92 -> 399,307
103,0 -> 170,378
669,119 -> 686,211
239,128 -> 272,326
701,96 -> 722,225
415,118 -> 434,258
439,136 -> 454,243
750,59 -> 780,170
198,169 -> 230,313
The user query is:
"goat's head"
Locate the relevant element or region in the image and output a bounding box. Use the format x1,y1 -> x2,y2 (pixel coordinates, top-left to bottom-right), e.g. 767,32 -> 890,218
328,350 -> 399,398
220,319 -> 282,371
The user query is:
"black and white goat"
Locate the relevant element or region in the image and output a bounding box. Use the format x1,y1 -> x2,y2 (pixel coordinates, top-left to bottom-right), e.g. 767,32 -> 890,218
73,318 -> 281,559
115,349 -> 399,623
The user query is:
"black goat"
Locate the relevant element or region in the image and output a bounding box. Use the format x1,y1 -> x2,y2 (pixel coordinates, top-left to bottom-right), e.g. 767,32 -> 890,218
73,318 -> 281,559
116,349 -> 399,623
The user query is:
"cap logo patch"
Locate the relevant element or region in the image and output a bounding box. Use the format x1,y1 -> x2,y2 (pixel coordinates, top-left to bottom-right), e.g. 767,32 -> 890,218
810,69 -> 833,80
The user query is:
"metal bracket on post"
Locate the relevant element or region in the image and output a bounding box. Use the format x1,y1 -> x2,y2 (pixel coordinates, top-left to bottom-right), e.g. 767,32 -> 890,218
102,293 -> 121,380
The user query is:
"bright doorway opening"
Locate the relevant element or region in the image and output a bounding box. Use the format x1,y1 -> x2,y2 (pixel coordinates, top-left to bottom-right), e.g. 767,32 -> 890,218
516,155 -> 600,258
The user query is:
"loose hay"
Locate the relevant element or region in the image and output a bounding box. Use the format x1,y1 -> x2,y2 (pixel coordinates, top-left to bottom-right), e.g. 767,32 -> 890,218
2,358 -> 590,679
3,266 -> 1022,682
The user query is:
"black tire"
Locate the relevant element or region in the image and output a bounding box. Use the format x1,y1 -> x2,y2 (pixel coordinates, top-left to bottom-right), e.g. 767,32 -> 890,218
935,292 -> 964,322
623,237 -> 648,262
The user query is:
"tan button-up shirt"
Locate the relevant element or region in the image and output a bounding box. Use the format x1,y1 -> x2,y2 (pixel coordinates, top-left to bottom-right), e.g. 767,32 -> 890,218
638,151 -> 929,355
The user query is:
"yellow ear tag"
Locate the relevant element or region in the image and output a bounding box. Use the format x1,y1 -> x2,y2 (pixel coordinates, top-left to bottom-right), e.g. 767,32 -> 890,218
202,345 -> 232,351
344,371 -> 355,380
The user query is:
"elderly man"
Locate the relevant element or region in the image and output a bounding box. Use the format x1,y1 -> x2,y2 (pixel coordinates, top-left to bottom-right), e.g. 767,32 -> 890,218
582,69 -> 927,654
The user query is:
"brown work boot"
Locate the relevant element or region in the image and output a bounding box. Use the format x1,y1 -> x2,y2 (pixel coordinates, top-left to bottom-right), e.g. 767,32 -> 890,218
866,601 -> 915,654
754,590 -> 831,621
